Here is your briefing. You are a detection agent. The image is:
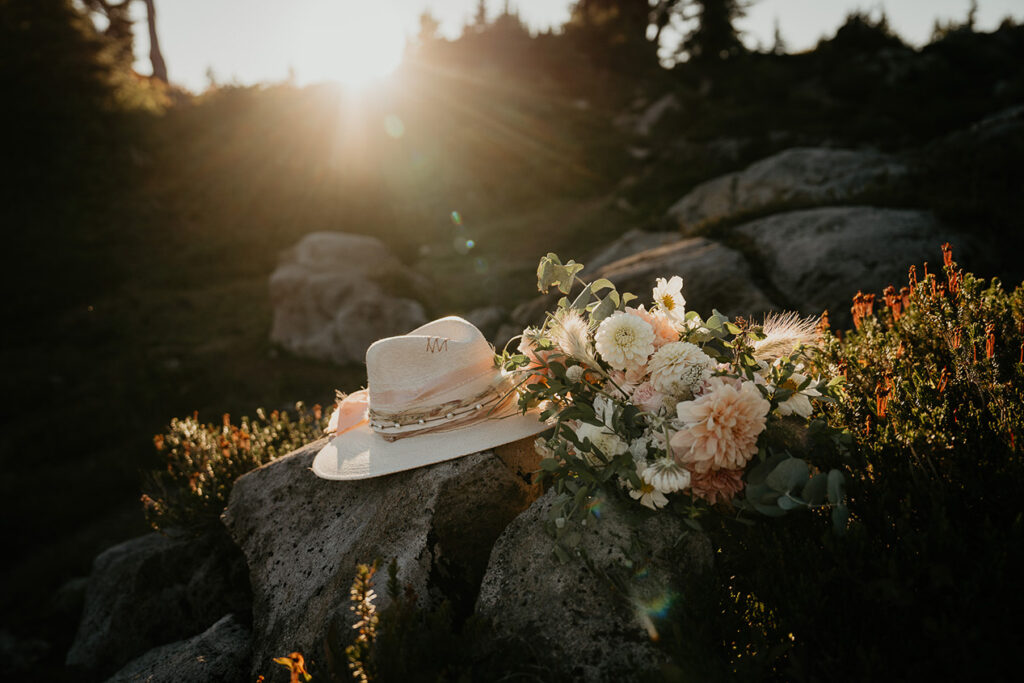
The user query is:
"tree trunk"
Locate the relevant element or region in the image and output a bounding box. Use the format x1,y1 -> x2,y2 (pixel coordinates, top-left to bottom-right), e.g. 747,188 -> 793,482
143,0 -> 168,83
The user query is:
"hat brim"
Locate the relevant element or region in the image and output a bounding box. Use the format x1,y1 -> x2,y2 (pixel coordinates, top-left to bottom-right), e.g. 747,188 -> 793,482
312,409 -> 549,480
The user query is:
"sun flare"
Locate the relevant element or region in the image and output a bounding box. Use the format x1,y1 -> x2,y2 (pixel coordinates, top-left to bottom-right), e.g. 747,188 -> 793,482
302,4 -> 406,88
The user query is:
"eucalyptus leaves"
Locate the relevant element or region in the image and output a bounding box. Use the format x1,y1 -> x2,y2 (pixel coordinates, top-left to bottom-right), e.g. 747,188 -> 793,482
504,254 -> 848,556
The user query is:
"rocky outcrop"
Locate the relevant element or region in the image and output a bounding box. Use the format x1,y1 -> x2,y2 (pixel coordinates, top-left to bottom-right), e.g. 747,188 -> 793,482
735,207 -> 969,319
222,438 -> 540,681
667,147 -> 908,234
477,490 -> 713,682
65,529 -> 250,677
505,236 -> 775,332
269,232 -> 428,365
586,228 -> 682,272
596,237 -> 777,318
106,614 -> 251,683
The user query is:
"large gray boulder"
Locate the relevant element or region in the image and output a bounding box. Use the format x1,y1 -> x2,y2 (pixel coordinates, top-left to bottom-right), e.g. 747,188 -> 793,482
477,489 -> 713,682
595,237 -> 777,319
507,237 -> 776,331
222,438 -> 540,681
106,614 -> 251,683
269,232 -> 427,364
66,529 -> 250,677
667,147 -> 908,234
586,228 -> 682,272
735,206 -> 970,321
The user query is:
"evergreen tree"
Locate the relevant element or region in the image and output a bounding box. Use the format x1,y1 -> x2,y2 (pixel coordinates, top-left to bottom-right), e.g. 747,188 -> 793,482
472,0 -> 488,32
567,0 -> 682,71
679,0 -> 749,63
771,15 -> 787,55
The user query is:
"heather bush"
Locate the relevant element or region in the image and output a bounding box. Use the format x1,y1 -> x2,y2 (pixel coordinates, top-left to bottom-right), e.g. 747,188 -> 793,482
141,403 -> 328,531
655,244 -> 1024,681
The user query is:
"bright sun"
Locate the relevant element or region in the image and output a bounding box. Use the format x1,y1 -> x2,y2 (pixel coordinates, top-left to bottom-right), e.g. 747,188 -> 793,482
304,4 -> 406,88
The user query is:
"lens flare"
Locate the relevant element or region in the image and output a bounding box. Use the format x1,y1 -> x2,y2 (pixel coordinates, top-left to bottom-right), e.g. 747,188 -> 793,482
634,590 -> 677,641
384,115 -> 404,138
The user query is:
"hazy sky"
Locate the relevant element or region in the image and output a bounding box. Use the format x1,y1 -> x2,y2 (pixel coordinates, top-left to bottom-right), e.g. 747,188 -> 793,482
128,1 -> 1024,91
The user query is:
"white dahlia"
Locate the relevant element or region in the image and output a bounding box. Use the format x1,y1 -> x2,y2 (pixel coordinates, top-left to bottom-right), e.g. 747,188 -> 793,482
641,458 -> 692,494
594,311 -> 655,371
648,341 -> 714,399
670,377 -> 770,473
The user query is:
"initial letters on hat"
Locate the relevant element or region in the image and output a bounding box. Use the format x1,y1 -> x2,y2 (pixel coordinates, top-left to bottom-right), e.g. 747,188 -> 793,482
425,337 -> 449,353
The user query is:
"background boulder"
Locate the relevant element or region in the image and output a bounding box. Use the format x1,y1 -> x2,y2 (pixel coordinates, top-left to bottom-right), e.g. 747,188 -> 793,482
65,528 -> 249,678
106,614 -> 251,683
734,206 -> 976,322
595,237 -> 777,318
269,232 -> 428,364
667,147 -> 908,234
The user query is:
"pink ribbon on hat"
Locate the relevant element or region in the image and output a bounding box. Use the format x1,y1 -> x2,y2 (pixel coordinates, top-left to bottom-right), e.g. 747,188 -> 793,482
326,389 -> 369,436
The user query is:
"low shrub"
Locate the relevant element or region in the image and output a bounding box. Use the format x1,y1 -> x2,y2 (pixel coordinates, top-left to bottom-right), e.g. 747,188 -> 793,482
657,244 -> 1024,681
141,403 -> 327,532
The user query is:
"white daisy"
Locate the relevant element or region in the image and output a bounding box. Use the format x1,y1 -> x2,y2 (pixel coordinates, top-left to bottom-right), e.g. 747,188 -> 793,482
776,372 -> 822,418
648,341 -> 714,399
629,482 -> 669,510
594,311 -> 655,371
641,458 -> 692,494
652,276 -> 686,322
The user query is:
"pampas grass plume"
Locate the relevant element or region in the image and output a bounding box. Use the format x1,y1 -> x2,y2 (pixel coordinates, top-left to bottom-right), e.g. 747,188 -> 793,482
754,312 -> 821,361
549,308 -> 598,367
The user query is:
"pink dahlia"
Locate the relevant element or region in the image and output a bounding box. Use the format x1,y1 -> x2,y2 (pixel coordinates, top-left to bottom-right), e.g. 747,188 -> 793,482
670,377 -> 770,473
689,467 -> 745,505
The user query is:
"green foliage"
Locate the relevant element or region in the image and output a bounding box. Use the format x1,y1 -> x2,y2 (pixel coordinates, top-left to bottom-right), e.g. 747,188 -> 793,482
333,559 -> 547,682
823,248 -> 1024,466
346,561 -> 380,683
655,247 -> 1024,680
141,403 -> 328,532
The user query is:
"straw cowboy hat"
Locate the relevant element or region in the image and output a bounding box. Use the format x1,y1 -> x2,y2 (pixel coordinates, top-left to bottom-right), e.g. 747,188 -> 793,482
313,316 -> 547,480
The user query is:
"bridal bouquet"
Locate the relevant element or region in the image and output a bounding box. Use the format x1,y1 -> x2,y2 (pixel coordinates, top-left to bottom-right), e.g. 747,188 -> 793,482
503,254 -> 847,550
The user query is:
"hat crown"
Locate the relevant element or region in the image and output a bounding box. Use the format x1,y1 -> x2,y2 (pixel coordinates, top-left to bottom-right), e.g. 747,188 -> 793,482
365,317 -> 496,413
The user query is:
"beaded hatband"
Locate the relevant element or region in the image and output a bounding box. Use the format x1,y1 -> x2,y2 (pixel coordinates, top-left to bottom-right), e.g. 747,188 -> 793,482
362,374 -> 521,442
